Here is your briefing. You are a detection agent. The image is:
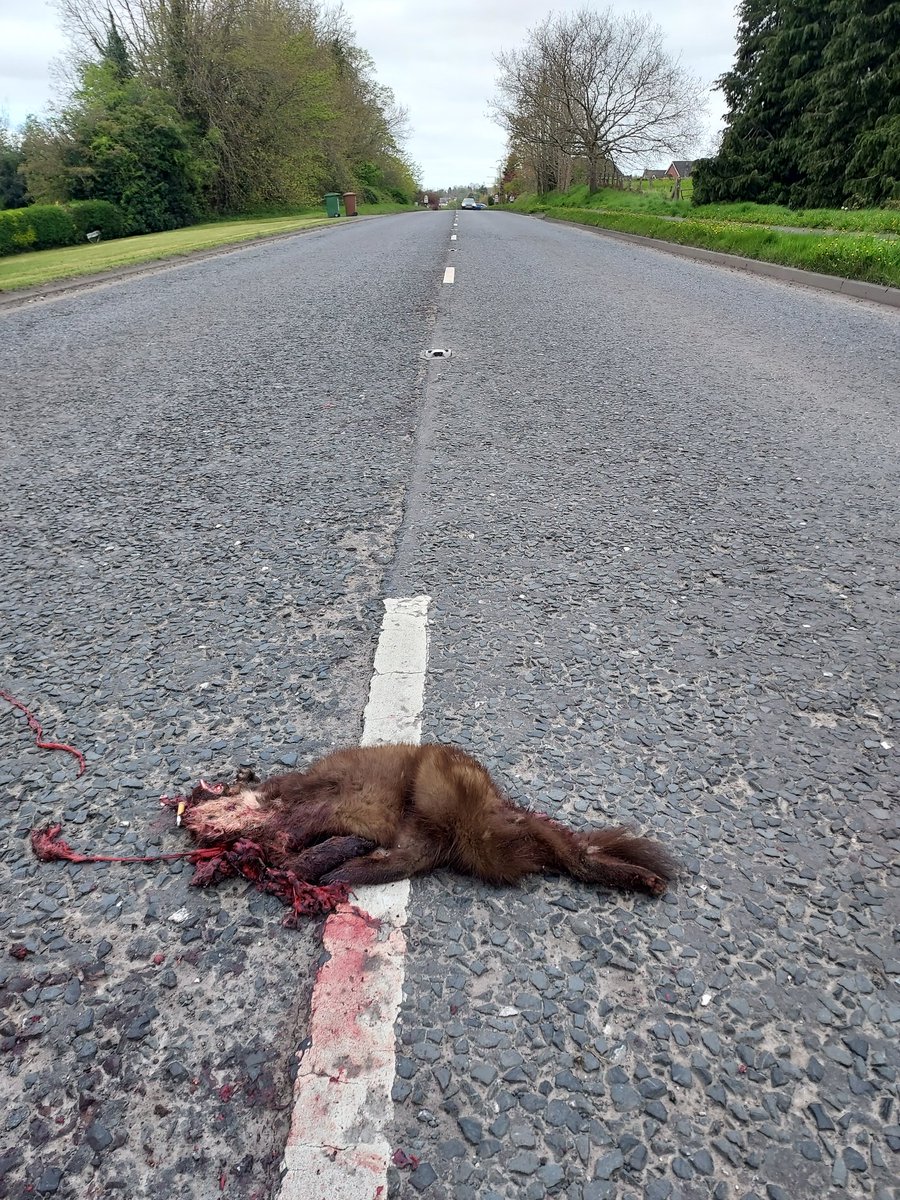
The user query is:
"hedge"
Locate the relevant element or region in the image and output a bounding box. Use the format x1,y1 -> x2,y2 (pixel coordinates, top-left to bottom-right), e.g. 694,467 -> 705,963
67,199 -> 126,241
0,200 -> 130,257
0,205 -> 76,256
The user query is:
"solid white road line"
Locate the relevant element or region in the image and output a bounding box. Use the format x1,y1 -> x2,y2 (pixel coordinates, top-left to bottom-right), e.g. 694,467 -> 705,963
443,266 -> 455,284
278,595 -> 430,1200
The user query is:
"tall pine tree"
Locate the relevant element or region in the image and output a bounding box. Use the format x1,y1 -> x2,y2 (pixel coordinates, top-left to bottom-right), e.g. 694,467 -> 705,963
798,0 -> 900,206
694,0 -> 898,207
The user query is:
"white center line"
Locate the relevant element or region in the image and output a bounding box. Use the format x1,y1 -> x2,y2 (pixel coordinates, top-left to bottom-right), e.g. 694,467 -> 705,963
443,266 -> 455,284
450,234 -> 457,240
278,595 -> 430,1200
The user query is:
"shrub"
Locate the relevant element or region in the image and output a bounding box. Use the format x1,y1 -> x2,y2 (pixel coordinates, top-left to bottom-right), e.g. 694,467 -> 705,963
0,204 -> 76,256
66,199 -> 125,240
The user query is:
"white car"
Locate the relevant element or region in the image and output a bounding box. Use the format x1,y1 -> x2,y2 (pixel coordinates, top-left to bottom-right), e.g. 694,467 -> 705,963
460,196 -> 478,209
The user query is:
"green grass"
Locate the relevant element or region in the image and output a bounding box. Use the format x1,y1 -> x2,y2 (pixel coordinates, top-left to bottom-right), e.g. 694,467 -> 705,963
524,207 -> 900,288
0,204 -> 415,292
684,201 -> 899,234
513,185 -> 900,234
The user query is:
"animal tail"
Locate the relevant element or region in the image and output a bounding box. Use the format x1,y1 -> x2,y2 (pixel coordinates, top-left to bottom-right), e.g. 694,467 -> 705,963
521,812 -> 677,896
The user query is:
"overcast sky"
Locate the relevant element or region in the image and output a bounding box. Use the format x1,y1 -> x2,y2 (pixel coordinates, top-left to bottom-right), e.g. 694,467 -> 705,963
0,0 -> 737,189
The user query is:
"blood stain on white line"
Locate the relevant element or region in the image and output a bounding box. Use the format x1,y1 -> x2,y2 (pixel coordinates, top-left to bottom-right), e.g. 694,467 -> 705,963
278,595 -> 430,1200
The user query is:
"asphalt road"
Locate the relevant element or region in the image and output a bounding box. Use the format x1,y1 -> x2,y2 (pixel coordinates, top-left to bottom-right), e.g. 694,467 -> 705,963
1,211 -> 898,1200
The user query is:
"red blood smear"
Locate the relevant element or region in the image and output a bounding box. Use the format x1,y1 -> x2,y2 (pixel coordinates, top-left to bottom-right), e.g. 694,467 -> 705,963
392,1149 -> 420,1170
219,1084 -> 235,1102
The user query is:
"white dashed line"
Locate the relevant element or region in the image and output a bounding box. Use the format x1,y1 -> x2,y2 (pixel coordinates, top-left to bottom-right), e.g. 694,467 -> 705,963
278,596 -> 430,1200
443,267 -> 455,284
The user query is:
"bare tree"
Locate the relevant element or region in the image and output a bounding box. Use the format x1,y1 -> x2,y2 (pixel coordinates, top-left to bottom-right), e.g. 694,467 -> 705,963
492,7 -> 706,193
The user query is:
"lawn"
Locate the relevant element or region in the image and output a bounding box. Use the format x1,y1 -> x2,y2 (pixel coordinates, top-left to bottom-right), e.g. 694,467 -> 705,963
513,184 -> 900,235
0,205 -> 412,292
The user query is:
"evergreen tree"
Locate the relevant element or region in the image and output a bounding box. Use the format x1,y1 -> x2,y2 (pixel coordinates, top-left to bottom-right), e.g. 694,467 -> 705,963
695,0 -> 900,207
103,12 -> 133,80
798,0 -> 900,206
22,64 -> 210,231
694,2 -> 833,204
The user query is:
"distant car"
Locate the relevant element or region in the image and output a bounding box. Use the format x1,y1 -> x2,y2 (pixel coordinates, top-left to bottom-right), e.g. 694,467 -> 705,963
460,196 -> 477,209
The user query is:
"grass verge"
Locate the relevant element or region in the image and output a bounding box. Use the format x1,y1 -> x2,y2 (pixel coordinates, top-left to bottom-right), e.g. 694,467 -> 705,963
526,207 -> 900,289
513,186 -> 900,235
0,205 -> 413,292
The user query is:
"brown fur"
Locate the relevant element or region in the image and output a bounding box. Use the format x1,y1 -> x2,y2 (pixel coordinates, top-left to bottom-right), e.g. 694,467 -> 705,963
180,743 -> 676,897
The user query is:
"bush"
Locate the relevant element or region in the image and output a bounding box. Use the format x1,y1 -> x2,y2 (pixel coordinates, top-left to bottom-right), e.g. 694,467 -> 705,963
0,204 -> 76,256
66,199 -> 125,240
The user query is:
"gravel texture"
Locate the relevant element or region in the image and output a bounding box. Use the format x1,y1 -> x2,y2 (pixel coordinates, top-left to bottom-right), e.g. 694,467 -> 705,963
0,214 -> 446,1200
383,212 -> 900,1199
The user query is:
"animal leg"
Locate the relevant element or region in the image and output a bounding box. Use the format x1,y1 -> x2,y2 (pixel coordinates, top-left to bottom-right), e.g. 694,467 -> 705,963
578,829 -> 676,895
284,836 -> 377,882
320,844 -> 440,887
579,851 -> 670,896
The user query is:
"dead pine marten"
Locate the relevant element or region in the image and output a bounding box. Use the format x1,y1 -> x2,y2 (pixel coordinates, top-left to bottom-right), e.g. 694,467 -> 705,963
174,743 -> 676,897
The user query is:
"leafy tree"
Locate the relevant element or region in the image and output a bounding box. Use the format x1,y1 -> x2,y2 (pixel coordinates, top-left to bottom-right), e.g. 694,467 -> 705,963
493,7 -> 705,194
26,0 -> 419,218
0,115 -> 28,209
23,63 -> 210,232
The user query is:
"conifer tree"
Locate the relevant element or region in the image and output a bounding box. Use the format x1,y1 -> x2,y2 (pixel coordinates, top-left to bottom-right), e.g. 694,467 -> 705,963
694,2 -> 833,204
798,0 -> 900,206
695,0 -> 900,207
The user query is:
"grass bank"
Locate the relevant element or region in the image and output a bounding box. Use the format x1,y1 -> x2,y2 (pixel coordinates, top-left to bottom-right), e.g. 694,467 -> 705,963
512,197 -> 900,288
0,204 -> 413,292
518,185 -> 900,235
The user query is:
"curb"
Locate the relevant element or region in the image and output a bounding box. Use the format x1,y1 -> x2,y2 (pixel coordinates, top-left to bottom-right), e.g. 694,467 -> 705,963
0,215 -> 387,311
535,214 -> 900,309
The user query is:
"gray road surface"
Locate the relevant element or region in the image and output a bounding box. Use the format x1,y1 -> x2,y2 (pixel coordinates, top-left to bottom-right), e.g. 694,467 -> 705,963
1,210 -> 898,1200
1,215 -> 443,1199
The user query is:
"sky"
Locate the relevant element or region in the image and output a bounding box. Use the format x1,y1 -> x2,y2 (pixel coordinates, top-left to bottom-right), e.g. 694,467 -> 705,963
0,0 -> 738,189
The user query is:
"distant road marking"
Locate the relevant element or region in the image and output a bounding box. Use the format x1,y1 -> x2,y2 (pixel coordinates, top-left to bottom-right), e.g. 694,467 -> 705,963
278,596 -> 430,1200
443,266 -> 455,284
450,234 -> 457,241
